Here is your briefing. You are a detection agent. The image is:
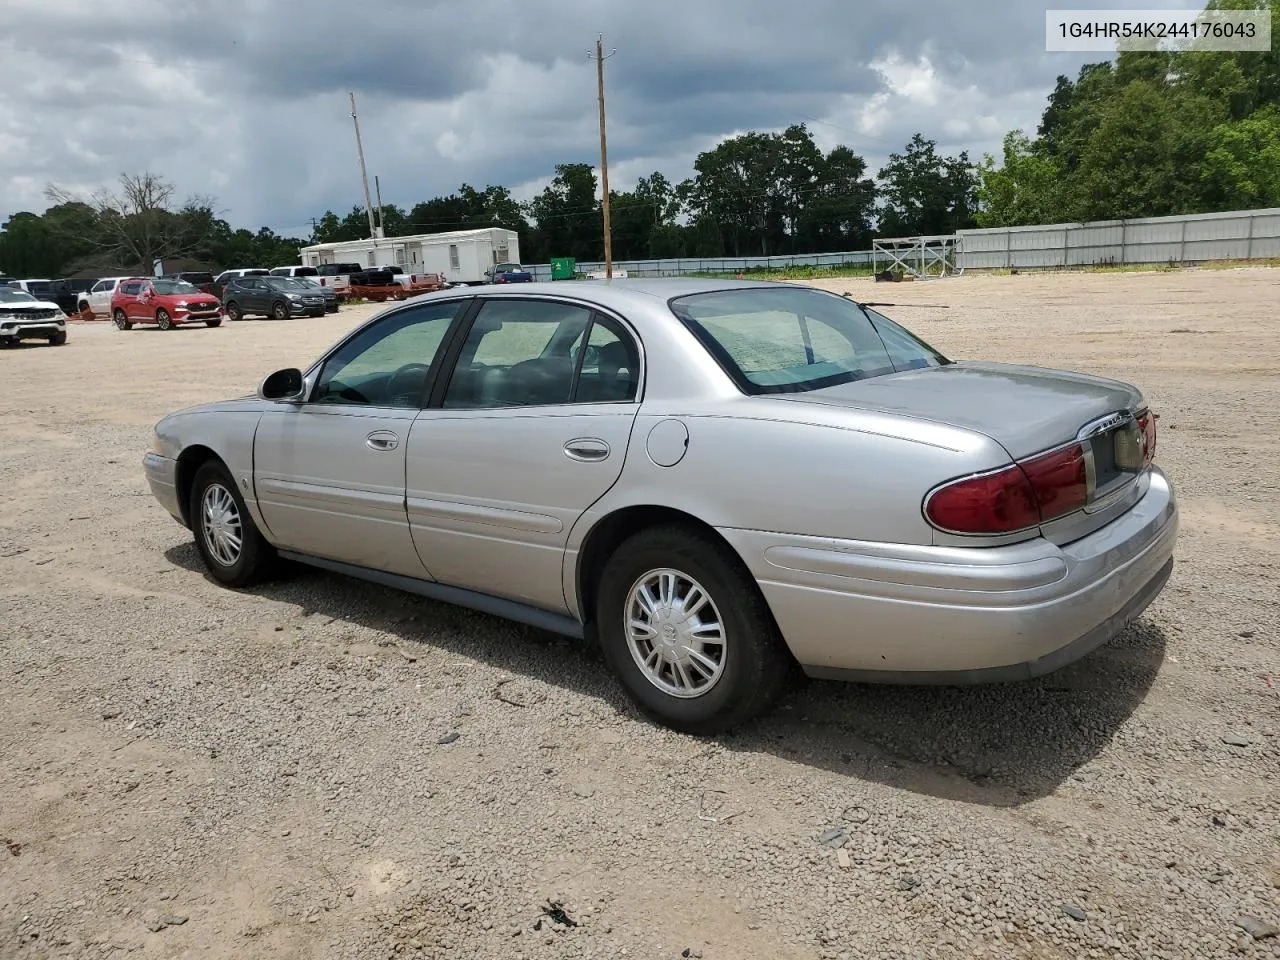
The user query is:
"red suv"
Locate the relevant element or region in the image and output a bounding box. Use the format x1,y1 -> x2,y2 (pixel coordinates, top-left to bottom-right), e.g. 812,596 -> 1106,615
111,278 -> 223,330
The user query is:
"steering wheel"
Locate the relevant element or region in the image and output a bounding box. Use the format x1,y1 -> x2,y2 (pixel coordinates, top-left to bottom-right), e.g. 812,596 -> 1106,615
385,362 -> 431,406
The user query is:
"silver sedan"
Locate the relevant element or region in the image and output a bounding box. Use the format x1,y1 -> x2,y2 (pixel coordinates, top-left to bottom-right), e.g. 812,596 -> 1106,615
143,280 -> 1178,733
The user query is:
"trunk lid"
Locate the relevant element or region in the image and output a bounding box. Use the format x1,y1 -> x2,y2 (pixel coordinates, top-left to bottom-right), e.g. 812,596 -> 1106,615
771,360 -> 1143,460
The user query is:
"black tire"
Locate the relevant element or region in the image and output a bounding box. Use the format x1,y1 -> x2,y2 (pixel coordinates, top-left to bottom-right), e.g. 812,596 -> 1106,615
272,300 -> 290,320
595,524 -> 792,735
189,460 -> 276,588
113,309 -> 132,330
205,318 -> 222,328
0,337 -> 13,348
48,331 -> 67,346
156,309 -> 173,331
225,301 -> 243,321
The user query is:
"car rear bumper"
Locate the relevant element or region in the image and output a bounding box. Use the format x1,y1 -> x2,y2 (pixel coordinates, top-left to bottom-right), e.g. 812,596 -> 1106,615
718,466 -> 1178,682
143,452 -> 184,524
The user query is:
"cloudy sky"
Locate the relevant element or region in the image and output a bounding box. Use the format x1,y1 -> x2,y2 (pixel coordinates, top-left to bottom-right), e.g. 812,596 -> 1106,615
1,0 -> 1199,238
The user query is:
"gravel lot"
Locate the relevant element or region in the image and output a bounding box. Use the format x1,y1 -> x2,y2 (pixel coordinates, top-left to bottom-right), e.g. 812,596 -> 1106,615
2,268 -> 1277,960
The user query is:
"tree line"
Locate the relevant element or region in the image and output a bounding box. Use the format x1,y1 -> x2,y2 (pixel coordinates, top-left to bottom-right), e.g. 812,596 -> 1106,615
1,0 -> 1274,278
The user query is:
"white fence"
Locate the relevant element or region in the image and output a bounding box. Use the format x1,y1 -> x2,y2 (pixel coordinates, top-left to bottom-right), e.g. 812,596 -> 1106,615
956,208 -> 1280,270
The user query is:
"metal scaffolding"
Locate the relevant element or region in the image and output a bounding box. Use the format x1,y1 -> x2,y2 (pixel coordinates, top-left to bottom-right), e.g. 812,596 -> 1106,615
871,235 -> 962,280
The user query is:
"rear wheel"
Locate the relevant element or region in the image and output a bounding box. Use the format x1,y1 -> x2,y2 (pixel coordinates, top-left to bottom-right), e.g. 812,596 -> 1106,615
272,300 -> 289,320
48,331 -> 67,346
113,309 -> 132,331
156,309 -> 173,331
189,460 -> 276,588
595,525 -> 792,735
225,301 -> 243,322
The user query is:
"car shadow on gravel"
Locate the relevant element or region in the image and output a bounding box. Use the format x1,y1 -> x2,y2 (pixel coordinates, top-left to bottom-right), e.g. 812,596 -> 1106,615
165,544 -> 1167,808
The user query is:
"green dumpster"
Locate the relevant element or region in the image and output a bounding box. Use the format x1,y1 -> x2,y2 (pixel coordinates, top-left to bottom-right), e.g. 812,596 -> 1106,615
550,257 -> 576,281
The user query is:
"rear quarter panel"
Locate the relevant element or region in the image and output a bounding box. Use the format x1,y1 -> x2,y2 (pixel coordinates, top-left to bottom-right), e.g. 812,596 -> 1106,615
562,401 -> 1011,619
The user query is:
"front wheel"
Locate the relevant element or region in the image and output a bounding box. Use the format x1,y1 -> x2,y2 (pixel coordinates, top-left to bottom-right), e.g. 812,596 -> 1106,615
272,300 -> 290,320
225,301 -> 243,322
595,525 -> 793,735
113,309 -> 132,331
205,318 -> 222,328
48,331 -> 67,346
156,308 -> 173,331
189,460 -> 276,588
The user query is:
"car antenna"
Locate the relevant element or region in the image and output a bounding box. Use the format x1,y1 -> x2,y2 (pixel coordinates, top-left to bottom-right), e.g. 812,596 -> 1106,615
839,291 -> 949,308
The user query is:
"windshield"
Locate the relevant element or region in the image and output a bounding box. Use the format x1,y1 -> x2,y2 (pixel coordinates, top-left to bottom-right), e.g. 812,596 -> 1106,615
0,288 -> 37,303
153,280 -> 199,295
267,277 -> 306,289
669,287 -> 949,394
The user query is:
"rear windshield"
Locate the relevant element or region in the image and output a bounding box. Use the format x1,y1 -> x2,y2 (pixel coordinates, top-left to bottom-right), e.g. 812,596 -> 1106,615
669,287 -> 949,395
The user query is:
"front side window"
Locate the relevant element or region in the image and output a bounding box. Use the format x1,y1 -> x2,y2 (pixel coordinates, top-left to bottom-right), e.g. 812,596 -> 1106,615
120,281 -> 143,295
669,287 -> 949,395
312,300 -> 463,408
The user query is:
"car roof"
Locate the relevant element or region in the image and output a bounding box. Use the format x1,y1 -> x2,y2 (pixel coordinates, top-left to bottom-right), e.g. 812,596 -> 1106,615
460,277 -> 795,309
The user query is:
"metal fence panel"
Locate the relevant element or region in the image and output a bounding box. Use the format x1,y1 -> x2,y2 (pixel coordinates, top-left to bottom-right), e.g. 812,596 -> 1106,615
517,209 -> 1279,279
955,208 -> 1280,269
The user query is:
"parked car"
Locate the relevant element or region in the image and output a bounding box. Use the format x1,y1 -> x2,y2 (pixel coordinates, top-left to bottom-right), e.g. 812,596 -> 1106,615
221,275 -> 327,320
484,262 -> 533,284
111,277 -> 223,330
11,279 -> 56,302
212,268 -> 270,298
312,262 -> 364,298
269,265 -> 319,279
347,268 -> 398,288
0,285 -> 67,346
142,280 -> 1177,734
292,277 -> 340,312
47,279 -> 95,316
78,276 -> 133,318
161,271 -> 216,294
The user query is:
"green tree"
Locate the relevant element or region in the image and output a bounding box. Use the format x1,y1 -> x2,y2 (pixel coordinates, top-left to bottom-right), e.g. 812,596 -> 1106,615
975,131 -> 1066,227
876,134 -> 976,236
1200,106 -> 1280,207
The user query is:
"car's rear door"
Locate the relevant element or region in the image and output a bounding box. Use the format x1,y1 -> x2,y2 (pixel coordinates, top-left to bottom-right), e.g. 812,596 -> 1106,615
405,297 -> 643,613
252,298 -> 467,577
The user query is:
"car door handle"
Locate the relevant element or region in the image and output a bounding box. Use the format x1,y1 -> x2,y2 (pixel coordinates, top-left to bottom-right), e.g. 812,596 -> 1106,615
366,430 -> 399,451
564,438 -> 610,462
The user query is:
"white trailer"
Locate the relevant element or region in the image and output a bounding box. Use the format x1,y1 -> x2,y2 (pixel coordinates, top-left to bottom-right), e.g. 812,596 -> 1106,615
299,227 -> 520,286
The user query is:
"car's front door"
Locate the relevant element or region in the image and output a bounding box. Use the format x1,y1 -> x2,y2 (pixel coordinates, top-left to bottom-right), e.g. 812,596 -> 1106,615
117,281 -> 143,319
406,297 -> 643,613
252,298 -> 467,577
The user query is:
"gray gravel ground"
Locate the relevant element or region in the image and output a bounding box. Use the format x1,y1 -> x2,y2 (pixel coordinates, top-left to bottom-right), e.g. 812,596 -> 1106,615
1,269 -> 1278,960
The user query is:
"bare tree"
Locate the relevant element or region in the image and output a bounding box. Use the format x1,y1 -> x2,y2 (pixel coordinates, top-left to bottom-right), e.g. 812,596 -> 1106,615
45,173 -> 218,273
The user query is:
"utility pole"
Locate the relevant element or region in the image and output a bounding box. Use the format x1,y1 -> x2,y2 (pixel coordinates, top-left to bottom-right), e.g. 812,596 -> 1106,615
589,35 -> 616,278
374,175 -> 385,235
349,91 -> 377,239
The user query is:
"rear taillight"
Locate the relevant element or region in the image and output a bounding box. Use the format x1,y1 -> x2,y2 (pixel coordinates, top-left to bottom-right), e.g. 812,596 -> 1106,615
925,442 -> 1088,536
1137,410 -> 1157,466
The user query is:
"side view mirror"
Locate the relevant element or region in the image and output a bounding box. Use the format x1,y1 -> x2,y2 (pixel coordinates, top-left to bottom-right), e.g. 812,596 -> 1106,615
258,367 -> 305,402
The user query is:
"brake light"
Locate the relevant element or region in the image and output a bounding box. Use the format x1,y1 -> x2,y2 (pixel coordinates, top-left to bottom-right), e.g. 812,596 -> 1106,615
1137,410 -> 1157,466
925,442 -> 1088,536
